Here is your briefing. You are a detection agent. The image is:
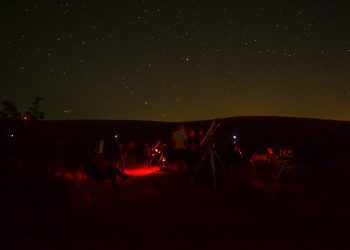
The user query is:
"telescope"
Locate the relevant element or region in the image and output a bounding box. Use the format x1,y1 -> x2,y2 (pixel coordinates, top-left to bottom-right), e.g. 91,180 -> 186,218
200,119 -> 220,148
147,141 -> 169,170
151,142 -> 166,156
193,119 -> 223,188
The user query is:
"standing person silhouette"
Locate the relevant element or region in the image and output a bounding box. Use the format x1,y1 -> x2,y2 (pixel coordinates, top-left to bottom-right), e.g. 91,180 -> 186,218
187,128 -> 199,178
172,125 -> 188,173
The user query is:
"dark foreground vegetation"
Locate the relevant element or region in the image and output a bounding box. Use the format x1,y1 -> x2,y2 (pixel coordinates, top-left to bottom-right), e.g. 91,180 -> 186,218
1,116 -> 350,249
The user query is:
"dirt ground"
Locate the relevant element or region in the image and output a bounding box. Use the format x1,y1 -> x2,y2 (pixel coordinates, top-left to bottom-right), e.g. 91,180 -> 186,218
1,164 -> 349,250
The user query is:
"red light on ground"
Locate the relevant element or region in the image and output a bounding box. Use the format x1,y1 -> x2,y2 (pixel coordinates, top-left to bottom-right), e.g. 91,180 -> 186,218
53,166 -> 161,182
124,166 -> 160,177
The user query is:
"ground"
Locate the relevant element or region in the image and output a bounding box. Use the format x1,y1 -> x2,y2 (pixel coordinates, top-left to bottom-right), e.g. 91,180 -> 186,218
1,164 -> 349,250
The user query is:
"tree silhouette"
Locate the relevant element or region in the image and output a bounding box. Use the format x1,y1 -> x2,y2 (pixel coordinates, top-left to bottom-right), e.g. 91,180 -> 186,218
26,97 -> 45,120
0,101 -> 21,119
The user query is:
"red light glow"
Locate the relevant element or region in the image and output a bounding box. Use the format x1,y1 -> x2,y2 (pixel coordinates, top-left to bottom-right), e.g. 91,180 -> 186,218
53,166 -> 162,182
124,166 -> 161,177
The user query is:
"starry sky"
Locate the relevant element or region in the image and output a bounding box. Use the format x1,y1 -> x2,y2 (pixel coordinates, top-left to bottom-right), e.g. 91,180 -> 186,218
1,0 -> 350,121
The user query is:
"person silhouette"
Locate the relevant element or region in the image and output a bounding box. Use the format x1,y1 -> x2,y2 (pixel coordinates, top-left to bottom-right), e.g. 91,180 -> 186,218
172,125 -> 188,173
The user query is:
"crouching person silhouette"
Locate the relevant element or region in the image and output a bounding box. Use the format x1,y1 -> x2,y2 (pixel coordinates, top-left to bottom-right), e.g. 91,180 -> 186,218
86,139 -> 130,188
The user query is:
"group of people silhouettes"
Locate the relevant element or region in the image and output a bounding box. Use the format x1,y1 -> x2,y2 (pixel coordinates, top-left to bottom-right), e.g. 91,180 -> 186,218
171,125 -> 205,177
87,124 -> 206,186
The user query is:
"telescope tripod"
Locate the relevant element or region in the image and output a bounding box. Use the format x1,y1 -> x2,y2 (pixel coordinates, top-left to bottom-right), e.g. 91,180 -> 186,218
148,151 -> 170,170
192,142 -> 224,188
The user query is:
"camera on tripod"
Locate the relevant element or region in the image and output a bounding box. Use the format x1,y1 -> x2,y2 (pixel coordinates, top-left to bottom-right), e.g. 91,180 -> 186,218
151,141 -> 166,156
147,140 -> 170,170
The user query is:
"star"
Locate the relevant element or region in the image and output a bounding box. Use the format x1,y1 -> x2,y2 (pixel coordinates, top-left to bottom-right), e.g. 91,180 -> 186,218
1,1 -> 349,121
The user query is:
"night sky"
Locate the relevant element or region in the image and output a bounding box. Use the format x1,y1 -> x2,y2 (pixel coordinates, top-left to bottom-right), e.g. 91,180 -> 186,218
1,1 -> 350,121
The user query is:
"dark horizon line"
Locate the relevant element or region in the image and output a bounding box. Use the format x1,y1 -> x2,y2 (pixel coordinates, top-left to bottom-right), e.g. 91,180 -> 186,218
36,115 -> 350,124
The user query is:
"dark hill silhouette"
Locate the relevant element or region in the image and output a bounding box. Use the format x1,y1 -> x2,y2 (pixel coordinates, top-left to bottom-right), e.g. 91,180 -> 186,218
36,116 -> 350,160
34,116 -> 350,187
2,116 -> 350,181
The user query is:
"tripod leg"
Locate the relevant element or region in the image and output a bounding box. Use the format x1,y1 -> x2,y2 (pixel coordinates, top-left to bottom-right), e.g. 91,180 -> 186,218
161,153 -> 170,169
158,154 -> 163,169
214,151 -> 225,167
191,152 -> 208,183
161,154 -> 167,167
159,153 -> 165,166
210,150 -> 217,188
148,155 -> 154,167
